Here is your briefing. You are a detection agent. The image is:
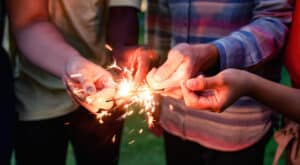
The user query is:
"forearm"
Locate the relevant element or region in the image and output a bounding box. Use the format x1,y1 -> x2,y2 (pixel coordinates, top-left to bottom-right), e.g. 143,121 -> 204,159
7,0 -> 84,78
13,21 -> 83,78
192,44 -> 219,72
247,72 -> 300,123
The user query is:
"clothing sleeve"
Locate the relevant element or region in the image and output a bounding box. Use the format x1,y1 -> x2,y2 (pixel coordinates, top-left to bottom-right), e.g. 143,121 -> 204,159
212,0 -> 293,70
285,0 -> 300,88
146,0 -> 172,64
109,0 -> 141,9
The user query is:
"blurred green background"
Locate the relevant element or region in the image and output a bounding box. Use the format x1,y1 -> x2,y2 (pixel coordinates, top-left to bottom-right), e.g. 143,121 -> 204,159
12,13 -> 290,165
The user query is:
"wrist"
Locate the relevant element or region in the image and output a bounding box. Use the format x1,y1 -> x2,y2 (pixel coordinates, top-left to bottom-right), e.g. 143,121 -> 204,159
242,70 -> 256,97
192,44 -> 219,72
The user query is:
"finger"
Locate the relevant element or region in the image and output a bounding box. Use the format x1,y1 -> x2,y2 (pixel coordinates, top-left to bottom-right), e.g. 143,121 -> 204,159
95,74 -> 115,89
186,75 -> 220,91
181,82 -> 213,110
81,79 -> 97,95
153,50 -> 184,81
146,68 -> 162,90
76,97 -> 99,114
157,62 -> 191,89
67,71 -> 97,95
162,87 -> 182,99
181,82 -> 201,108
89,87 -> 116,110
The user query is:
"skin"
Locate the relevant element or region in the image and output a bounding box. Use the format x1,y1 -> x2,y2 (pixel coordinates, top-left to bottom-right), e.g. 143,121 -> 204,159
181,1 -> 300,124
6,0 -> 149,112
181,69 -> 300,123
146,43 -> 219,136
146,43 -> 219,99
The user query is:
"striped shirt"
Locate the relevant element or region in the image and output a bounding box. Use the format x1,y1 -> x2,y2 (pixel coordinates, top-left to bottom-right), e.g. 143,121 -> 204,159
146,0 -> 293,151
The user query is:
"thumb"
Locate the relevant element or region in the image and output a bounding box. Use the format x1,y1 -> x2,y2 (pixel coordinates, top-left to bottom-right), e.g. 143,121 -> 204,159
186,75 -> 220,91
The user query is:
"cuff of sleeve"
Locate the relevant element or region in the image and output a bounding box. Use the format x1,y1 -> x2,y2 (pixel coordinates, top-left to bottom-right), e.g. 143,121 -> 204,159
212,41 -> 227,70
109,0 -> 141,9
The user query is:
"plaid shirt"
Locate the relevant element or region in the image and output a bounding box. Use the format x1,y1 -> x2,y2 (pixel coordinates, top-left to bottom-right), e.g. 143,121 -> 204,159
146,0 -> 293,151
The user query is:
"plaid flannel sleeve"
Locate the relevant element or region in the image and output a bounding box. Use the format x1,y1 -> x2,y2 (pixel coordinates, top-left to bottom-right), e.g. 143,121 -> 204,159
146,0 -> 172,64
212,0 -> 293,70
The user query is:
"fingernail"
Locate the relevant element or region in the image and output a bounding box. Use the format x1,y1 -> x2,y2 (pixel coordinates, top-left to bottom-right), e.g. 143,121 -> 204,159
186,80 -> 194,88
86,86 -> 96,95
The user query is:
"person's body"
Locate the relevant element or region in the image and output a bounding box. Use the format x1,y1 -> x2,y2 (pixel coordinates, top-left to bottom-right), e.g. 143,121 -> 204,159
7,0 -> 152,164
179,0 -> 300,128
146,0 -> 293,164
178,2 -> 300,164
0,0 -> 16,164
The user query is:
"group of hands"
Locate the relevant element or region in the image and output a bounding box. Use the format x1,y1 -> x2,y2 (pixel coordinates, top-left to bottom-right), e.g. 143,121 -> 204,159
64,43 -> 249,116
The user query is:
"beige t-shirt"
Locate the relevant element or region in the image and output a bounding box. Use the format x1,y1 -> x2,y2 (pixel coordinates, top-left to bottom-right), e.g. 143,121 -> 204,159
14,0 -> 140,121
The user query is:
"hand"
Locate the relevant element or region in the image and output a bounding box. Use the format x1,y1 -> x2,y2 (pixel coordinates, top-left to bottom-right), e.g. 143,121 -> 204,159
147,43 -> 219,99
113,46 -> 158,84
63,56 -> 116,113
181,69 -> 250,112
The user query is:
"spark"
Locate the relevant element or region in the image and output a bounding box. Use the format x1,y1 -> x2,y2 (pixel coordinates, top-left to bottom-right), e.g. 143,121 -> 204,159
112,134 -> 116,143
107,59 -> 122,71
86,96 -> 93,104
105,44 -> 113,52
96,111 -> 111,124
147,114 -> 155,128
128,129 -> 135,135
138,129 -> 143,134
66,58 -> 161,128
128,140 -> 135,145
116,79 -> 136,97
169,104 -> 174,111
127,110 -> 134,116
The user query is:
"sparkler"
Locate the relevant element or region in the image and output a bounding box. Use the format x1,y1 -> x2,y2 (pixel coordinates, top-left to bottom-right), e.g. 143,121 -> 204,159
66,44 -> 163,128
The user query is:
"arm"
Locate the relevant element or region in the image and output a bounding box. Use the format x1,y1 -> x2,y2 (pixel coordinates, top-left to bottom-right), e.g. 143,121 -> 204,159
181,69 -> 300,123
212,0 -> 293,70
7,0 -> 83,78
249,71 -> 300,123
7,0 -> 116,112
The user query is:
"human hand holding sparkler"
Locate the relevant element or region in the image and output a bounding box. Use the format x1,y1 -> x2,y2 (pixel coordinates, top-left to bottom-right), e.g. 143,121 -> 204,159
64,56 -> 116,113
146,43 -> 219,99
63,50 -> 163,129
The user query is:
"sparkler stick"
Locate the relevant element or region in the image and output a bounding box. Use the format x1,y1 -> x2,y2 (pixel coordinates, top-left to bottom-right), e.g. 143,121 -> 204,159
105,89 -> 164,102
